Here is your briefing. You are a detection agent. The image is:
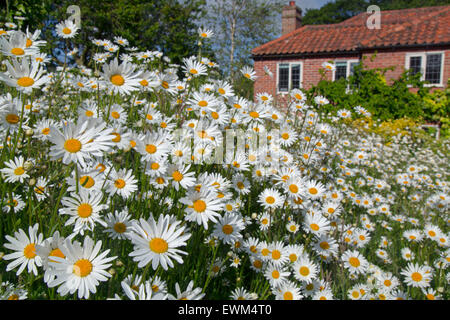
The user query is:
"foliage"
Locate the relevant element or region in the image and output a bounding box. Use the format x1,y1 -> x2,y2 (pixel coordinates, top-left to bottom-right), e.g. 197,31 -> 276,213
305,55 -> 450,139
1,0 -> 211,67
302,0 -> 450,25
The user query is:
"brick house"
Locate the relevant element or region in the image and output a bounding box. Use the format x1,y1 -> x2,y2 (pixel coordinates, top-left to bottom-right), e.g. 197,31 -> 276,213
252,2 -> 450,97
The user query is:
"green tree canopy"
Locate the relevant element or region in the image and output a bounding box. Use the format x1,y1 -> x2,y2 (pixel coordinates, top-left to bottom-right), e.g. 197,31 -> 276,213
302,0 -> 450,25
1,0 -> 212,67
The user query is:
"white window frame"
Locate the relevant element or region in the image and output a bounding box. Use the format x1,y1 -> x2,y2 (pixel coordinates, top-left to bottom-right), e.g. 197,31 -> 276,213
332,59 -> 360,81
276,61 -> 304,94
405,51 -> 445,87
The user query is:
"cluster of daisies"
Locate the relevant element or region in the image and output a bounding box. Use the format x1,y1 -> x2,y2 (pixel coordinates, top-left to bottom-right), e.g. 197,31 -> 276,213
0,19 -> 448,300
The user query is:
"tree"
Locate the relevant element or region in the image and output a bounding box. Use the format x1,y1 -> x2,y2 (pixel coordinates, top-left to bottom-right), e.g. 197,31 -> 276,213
203,0 -> 284,81
302,0 -> 450,25
1,0 -> 211,67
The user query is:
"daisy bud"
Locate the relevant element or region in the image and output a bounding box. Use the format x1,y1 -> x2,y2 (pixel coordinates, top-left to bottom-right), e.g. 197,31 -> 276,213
108,268 -> 116,276
250,293 -> 258,300
236,277 -> 241,282
227,251 -> 233,257
251,213 -> 257,219
28,178 -> 36,186
17,142 -> 22,149
0,252 -> 4,260
25,129 -> 34,136
23,160 -> 33,171
437,287 -> 444,293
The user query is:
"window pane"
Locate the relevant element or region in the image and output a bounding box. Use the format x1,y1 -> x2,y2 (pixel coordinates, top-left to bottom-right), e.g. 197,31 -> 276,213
409,56 -> 422,76
335,62 -> 347,80
278,64 -> 289,92
349,62 -> 359,76
291,64 -> 301,89
425,54 -> 442,84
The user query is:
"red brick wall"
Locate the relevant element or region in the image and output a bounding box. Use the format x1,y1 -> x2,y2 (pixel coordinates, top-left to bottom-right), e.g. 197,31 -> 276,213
253,47 -> 450,99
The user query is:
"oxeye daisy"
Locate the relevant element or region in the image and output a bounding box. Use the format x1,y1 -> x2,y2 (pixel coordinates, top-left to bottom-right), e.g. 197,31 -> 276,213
292,254 -> 318,283
168,280 -> 205,300
103,210 -> 134,240
258,188 -> 284,210
180,189 -> 223,229
55,19 -> 79,38
264,263 -> 290,288
128,215 -> 191,270
230,287 -> 255,300
3,223 -> 44,276
35,231 -> 66,284
198,27 -> 214,39
212,212 -> 245,245
59,189 -> 108,236
47,236 -> 116,299
67,167 -> 104,193
48,119 -> 115,169
0,156 -> 30,183
273,281 -> 303,300
241,66 -> 257,81
400,263 -> 433,289
0,57 -> 47,93
267,241 -> 289,267
0,97 -> 27,133
303,213 -> 330,237
120,280 -> 167,300
106,168 -> 138,199
0,30 -> 35,57
182,56 -> 207,77
303,179 -> 326,200
101,58 -> 141,95
342,249 -> 369,275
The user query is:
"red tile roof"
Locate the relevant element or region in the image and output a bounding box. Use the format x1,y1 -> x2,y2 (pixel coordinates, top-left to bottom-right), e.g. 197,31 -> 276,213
252,5 -> 450,57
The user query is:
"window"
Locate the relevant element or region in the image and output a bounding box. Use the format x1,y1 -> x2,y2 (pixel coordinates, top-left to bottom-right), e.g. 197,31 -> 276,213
333,60 -> 360,81
405,52 -> 444,86
277,62 -> 303,93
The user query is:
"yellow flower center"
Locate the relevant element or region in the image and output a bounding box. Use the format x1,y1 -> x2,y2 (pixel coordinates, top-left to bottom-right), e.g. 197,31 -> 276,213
17,77 -> 35,87
114,179 -> 126,189
265,196 -> 275,204
349,257 -> 360,268
146,144 -> 157,154
5,114 -> 19,124
62,27 -> 72,35
77,203 -> 93,218
411,272 -> 422,282
14,167 -> 25,176
299,266 -> 310,276
198,100 -> 208,107
64,138 -> 82,153
149,238 -> 168,254
289,184 -> 298,194
23,243 -> 36,259
320,242 -> 330,250
309,187 -> 318,195
80,176 -> 95,188
110,74 -> 125,86
222,224 -> 233,235
111,111 -> 120,119
150,162 -> 160,170
283,291 -> 293,300
272,270 -> 280,279
114,222 -> 127,233
272,250 -> 281,260
172,171 -> 183,182
140,79 -> 149,86
192,199 -> 206,213
249,111 -> 259,118
49,248 -> 65,263
73,259 -> 93,277
11,47 -> 25,56
310,223 -> 320,231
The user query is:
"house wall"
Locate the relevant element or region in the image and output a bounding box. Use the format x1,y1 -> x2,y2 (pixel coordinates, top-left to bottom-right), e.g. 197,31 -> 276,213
253,47 -> 450,101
